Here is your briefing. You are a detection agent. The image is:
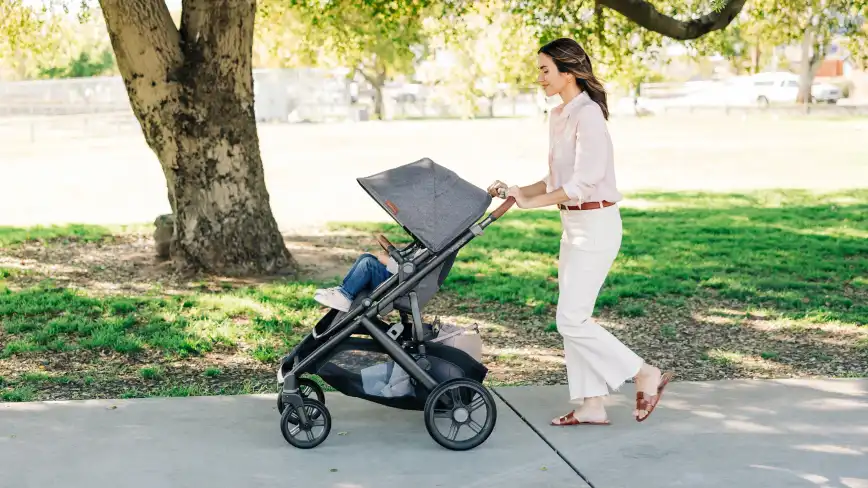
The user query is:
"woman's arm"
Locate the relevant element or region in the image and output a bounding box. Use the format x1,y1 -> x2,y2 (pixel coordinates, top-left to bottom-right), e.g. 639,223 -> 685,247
521,187 -> 571,209
519,180 -> 548,198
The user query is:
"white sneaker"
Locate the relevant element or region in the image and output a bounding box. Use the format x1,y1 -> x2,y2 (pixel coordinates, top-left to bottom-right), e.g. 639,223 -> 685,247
314,287 -> 352,312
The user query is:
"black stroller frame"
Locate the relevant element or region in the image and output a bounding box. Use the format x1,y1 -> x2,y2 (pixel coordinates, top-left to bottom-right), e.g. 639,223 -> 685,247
276,159 -> 515,451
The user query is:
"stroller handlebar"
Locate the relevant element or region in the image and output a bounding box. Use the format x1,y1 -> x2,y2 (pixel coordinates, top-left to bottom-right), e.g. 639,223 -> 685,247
490,196 -> 515,220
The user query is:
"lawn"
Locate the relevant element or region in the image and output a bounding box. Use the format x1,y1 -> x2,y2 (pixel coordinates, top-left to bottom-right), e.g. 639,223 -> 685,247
1,189 -> 866,402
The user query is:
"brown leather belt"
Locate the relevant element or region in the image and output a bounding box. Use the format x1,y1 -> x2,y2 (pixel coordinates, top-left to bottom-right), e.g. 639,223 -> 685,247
558,201 -> 616,211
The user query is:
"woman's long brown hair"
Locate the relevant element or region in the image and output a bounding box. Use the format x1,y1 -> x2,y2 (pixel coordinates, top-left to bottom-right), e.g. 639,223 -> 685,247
539,38 -> 609,120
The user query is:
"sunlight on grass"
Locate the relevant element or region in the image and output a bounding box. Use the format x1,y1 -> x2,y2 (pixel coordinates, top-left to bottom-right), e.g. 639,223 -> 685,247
334,189 -> 868,326
0,280 -> 324,362
0,224 -> 114,247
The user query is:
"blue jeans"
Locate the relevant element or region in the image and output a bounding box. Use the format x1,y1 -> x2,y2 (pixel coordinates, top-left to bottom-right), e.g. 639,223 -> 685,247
339,253 -> 393,300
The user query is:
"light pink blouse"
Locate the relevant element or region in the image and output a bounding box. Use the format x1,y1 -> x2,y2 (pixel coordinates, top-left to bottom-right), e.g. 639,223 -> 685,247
543,91 -> 623,205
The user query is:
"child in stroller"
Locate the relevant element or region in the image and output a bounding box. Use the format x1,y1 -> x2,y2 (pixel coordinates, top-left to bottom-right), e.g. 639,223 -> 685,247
276,158 -> 515,451
314,247 -> 424,312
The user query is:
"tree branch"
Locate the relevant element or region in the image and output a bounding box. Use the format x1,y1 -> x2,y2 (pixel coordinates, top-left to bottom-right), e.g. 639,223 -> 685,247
597,0 -> 747,40
98,0 -> 183,81
178,0 -> 256,101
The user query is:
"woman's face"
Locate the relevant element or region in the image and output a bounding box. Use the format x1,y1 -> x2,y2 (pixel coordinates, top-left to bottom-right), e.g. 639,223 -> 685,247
537,53 -> 571,98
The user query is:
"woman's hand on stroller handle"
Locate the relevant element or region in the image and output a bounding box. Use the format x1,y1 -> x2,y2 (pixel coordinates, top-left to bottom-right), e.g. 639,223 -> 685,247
487,180 -> 508,199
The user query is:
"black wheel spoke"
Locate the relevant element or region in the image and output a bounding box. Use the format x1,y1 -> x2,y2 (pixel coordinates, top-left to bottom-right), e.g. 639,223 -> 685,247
450,389 -> 462,407
447,421 -> 460,441
468,419 -> 484,434
468,394 -> 485,413
433,408 -> 452,419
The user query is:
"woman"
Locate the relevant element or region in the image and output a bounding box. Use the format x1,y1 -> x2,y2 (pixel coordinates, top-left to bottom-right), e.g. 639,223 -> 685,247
488,38 -> 672,426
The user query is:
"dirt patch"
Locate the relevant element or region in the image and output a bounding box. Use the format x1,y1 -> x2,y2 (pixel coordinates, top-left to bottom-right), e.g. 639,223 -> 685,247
0,227 -> 377,294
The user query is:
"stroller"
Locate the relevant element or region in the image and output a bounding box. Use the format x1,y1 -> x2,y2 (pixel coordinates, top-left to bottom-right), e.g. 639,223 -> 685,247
275,158 -> 515,451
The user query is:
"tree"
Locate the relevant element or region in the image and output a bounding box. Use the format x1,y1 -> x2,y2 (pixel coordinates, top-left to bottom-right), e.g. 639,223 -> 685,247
278,0 -> 438,120
39,48 -> 115,78
742,0 -> 866,103
251,4 -> 314,69
32,7 -> 118,79
0,1 -> 64,80
420,0 -> 539,118
93,0 -> 295,276
696,0 -> 868,103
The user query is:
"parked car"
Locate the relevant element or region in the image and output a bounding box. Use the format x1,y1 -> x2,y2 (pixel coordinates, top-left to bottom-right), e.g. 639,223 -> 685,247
749,72 -> 843,106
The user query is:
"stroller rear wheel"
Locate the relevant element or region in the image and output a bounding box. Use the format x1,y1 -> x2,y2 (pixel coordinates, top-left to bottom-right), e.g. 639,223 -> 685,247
424,378 -> 497,451
280,398 -> 331,449
277,377 -> 325,415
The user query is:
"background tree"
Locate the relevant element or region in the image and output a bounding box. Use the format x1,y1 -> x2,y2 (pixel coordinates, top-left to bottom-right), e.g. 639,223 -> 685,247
420,0 -> 539,118
712,0 -> 868,103
252,4 -> 313,69
0,1 -> 64,80
279,0 -> 438,120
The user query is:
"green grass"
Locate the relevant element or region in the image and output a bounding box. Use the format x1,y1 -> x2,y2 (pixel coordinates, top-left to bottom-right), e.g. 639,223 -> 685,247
2,189 -> 866,400
0,280 -> 323,361
0,224 -> 114,247
333,189 -> 868,327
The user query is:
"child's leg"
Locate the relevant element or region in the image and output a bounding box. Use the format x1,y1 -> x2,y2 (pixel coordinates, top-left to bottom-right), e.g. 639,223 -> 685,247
315,253 -> 392,312
341,253 -> 392,298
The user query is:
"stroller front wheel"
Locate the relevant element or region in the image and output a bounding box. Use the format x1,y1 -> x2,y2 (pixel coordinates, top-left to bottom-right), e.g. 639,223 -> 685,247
280,398 -> 331,449
424,378 -> 497,451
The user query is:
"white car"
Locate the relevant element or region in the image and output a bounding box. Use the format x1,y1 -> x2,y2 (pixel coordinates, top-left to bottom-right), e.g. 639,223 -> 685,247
749,72 -> 842,106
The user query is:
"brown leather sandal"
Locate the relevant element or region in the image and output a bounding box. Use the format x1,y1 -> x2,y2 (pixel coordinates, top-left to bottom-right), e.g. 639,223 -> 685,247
551,410 -> 611,426
635,372 -> 674,422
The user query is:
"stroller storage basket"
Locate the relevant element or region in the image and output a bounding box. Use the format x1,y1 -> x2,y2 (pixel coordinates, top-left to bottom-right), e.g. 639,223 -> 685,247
297,336 -> 487,411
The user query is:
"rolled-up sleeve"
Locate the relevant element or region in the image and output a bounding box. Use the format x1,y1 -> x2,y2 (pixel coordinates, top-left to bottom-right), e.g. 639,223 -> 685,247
560,106 -> 608,202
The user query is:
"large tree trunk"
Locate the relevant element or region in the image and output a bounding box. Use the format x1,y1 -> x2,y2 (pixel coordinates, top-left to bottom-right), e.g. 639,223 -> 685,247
99,0 -> 295,276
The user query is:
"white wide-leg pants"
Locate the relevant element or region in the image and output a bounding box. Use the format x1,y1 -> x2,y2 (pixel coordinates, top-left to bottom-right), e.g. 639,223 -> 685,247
556,204 -> 644,402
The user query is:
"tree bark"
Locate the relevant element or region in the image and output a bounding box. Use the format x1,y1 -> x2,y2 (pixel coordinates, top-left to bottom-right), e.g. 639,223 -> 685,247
373,83 -> 385,120
359,68 -> 387,120
597,0 -> 747,40
99,0 -> 296,276
797,29 -> 824,105
751,44 -> 761,74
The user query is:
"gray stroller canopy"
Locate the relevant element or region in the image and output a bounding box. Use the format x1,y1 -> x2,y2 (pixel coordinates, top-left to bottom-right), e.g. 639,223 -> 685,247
357,158 -> 493,253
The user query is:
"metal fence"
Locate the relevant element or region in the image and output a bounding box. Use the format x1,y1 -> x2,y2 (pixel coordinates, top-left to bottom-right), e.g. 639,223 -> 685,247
0,68 -> 354,122
0,76 -> 131,117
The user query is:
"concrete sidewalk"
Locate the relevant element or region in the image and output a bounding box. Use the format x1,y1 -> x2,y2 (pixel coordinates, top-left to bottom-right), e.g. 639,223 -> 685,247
1,379 -> 866,488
